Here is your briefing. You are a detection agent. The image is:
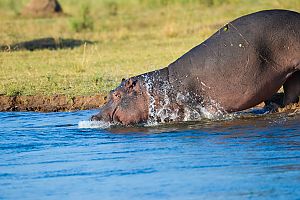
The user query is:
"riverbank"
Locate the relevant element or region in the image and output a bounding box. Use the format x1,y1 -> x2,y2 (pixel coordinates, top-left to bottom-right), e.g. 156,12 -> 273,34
0,93 -> 299,113
0,94 -> 105,112
1,0 -> 299,97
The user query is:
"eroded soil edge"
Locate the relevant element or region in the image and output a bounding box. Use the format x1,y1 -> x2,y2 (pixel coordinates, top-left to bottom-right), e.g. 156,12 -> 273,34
0,93 -> 299,113
0,94 -> 106,112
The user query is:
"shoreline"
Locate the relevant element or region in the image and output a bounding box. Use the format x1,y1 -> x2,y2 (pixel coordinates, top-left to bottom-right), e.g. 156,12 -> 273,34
0,93 -> 299,113
0,94 -> 106,112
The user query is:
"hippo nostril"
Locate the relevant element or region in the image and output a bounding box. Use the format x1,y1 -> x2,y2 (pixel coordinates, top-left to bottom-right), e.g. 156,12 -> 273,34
90,115 -> 100,121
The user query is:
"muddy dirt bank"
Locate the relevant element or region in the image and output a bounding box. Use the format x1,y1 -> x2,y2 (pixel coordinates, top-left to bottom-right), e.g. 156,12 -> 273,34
0,93 -> 299,113
0,94 -> 106,112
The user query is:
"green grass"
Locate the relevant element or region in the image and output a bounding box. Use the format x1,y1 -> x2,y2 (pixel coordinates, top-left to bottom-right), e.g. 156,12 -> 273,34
0,0 -> 299,96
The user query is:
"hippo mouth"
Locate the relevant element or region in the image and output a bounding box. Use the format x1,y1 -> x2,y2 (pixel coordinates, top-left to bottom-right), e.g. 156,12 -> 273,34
111,106 -> 120,124
90,103 -> 120,123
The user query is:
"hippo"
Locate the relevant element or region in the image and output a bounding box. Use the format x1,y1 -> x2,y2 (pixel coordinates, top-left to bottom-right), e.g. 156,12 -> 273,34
91,9 -> 300,125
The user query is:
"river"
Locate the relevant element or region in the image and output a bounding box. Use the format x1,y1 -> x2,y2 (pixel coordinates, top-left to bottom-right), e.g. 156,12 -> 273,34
0,110 -> 299,199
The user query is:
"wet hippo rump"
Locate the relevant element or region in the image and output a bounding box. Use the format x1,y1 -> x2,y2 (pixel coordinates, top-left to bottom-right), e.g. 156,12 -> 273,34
92,9 -> 300,125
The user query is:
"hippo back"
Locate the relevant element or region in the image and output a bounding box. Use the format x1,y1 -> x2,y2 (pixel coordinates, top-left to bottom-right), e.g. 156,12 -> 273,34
168,9 -> 300,112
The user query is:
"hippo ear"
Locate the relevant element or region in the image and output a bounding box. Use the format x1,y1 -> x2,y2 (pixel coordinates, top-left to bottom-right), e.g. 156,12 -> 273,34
125,78 -> 138,91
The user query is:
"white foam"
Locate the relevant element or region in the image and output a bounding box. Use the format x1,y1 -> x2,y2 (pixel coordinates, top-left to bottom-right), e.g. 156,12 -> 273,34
143,75 -> 232,126
78,121 -> 111,129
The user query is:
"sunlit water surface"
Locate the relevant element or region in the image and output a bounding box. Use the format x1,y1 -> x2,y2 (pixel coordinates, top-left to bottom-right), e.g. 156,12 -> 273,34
0,110 -> 299,200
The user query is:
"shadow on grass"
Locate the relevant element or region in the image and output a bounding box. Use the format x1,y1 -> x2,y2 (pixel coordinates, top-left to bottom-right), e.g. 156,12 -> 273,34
0,37 -> 95,51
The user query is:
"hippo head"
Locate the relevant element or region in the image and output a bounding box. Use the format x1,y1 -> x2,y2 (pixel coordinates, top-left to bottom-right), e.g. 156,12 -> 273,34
91,78 -> 150,125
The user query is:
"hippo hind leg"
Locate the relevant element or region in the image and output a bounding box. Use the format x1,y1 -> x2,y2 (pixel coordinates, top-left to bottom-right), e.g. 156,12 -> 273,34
283,71 -> 300,106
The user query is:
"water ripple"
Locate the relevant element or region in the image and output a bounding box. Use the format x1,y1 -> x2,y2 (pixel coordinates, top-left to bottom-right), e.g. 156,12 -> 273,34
0,111 -> 299,199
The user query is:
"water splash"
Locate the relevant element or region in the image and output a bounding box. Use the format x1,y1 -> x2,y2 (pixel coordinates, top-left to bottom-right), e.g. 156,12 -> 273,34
143,74 -> 157,125
78,120 -> 111,129
143,74 -> 230,126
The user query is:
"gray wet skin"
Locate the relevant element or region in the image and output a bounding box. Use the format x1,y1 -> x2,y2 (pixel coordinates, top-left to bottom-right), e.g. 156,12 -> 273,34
92,9 -> 300,125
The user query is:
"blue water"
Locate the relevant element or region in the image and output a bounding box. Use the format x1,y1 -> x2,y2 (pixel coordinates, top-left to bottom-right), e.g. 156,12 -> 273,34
0,110 -> 299,200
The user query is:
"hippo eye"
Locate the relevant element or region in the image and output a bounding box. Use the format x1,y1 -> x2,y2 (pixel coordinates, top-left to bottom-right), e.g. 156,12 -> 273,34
114,93 -> 121,98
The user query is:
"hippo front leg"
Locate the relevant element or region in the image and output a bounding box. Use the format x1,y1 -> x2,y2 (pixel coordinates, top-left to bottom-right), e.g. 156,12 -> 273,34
283,71 -> 300,106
